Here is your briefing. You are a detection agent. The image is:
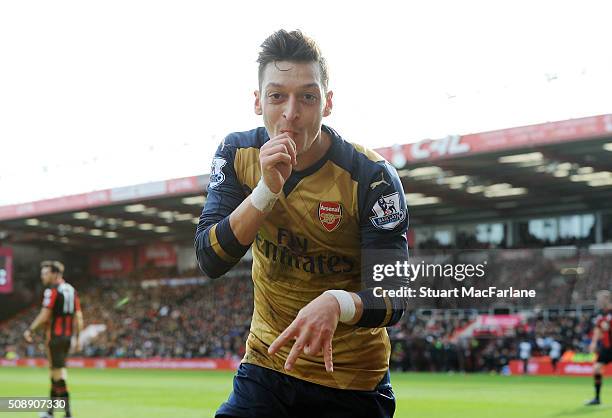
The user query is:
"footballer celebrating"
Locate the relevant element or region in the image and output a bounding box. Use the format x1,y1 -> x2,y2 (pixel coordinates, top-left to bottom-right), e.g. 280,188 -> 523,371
586,290 -> 612,406
23,261 -> 83,418
195,29 -> 409,417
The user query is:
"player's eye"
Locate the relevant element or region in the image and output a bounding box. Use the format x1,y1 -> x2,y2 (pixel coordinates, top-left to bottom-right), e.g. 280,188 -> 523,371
303,93 -> 318,103
268,93 -> 283,101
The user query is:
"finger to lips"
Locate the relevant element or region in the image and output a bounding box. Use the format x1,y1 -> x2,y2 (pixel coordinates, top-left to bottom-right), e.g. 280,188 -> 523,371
286,137 -> 297,165
275,134 -> 297,165
264,144 -> 290,158
265,137 -> 296,166
262,153 -> 292,170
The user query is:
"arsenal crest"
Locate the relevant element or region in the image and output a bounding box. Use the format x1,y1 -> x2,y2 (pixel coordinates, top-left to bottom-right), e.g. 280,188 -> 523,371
318,202 -> 343,232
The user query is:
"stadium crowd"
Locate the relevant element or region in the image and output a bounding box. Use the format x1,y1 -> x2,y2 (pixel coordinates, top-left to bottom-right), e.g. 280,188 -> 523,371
0,266 -> 603,373
386,310 -> 597,373
1,274 -> 252,361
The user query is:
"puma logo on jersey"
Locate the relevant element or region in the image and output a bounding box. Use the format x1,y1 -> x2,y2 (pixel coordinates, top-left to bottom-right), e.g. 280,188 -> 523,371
370,172 -> 390,190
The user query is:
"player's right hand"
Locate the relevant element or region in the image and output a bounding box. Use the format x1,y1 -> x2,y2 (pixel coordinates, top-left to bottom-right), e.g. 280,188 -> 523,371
589,342 -> 597,354
259,133 -> 297,194
23,329 -> 33,343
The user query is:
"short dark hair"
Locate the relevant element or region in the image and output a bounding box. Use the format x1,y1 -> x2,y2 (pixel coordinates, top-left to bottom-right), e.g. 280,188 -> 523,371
41,260 -> 64,274
257,29 -> 329,91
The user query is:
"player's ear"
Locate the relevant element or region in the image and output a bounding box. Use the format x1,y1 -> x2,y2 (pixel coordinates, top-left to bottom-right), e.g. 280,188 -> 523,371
323,90 -> 333,117
254,90 -> 263,115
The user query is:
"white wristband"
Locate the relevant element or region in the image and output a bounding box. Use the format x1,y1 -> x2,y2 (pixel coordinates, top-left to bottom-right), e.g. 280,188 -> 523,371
251,178 -> 280,213
324,290 -> 356,323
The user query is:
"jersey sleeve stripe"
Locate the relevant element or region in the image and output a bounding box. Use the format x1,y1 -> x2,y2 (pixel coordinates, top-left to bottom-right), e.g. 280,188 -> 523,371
196,223 -> 241,278
209,224 -> 240,263
380,296 -> 393,327
216,216 -> 251,257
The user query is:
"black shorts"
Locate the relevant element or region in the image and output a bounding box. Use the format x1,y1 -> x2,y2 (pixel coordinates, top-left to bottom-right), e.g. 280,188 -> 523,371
47,337 -> 71,369
215,363 -> 395,418
597,348 -> 612,365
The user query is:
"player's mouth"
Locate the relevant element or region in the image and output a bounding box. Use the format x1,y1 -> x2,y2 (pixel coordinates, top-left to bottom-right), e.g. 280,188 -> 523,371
280,129 -> 298,137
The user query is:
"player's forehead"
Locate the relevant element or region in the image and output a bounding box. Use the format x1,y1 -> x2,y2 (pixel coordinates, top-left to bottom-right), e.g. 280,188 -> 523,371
261,60 -> 324,92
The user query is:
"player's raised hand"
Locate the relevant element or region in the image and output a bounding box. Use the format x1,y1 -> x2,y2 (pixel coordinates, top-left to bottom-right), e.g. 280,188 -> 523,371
268,292 -> 340,373
259,133 -> 297,193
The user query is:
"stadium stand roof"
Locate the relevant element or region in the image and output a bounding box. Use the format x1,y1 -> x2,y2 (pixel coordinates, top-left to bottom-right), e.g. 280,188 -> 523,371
1,114 -> 611,250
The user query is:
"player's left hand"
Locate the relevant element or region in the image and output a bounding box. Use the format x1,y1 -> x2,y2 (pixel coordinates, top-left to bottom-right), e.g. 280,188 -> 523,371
23,329 -> 33,343
268,292 -> 340,373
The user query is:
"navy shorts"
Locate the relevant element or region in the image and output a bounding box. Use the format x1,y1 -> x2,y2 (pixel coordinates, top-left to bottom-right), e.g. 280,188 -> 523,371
215,363 -> 396,418
597,348 -> 612,365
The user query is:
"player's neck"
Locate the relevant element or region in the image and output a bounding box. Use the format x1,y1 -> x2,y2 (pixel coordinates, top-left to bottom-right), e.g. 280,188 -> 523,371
294,130 -> 331,172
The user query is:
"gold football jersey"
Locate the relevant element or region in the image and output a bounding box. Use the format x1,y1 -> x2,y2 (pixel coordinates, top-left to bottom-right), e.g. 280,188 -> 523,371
196,125 -> 409,390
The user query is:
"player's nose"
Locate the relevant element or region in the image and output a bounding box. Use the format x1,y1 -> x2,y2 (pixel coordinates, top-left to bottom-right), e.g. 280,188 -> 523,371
282,96 -> 299,121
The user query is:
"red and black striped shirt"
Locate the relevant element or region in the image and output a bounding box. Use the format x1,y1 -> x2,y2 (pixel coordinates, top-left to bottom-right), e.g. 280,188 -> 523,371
42,280 -> 81,339
595,310 -> 612,349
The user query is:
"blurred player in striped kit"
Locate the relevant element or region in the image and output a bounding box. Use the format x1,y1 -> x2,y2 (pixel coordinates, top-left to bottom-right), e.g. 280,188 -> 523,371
23,261 -> 83,418
586,290 -> 612,406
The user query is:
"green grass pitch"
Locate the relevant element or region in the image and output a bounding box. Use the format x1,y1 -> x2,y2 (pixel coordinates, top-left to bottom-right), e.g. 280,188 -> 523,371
1,367 -> 610,417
